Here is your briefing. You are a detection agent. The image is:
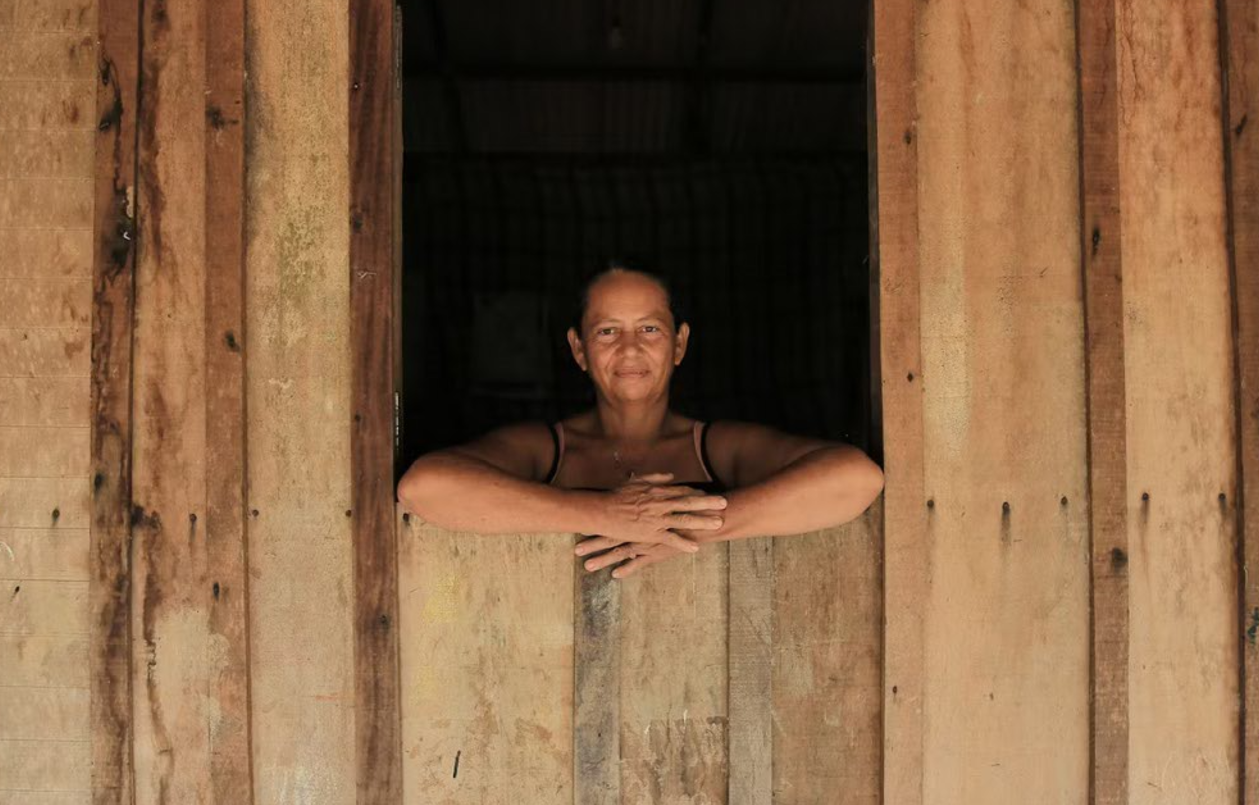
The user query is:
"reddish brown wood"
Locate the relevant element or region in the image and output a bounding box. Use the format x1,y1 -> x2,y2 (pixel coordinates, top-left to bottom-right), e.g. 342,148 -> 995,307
90,1 -> 140,801
1075,0 -> 1130,801
205,0 -> 253,800
1220,0 -> 1259,800
350,0 -> 403,800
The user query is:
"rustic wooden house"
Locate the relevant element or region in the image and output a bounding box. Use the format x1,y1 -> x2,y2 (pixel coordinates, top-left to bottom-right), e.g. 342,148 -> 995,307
2,0 -> 1256,802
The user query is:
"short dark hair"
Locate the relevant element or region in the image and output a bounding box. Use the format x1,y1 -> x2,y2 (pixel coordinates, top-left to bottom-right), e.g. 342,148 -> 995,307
571,259 -> 687,333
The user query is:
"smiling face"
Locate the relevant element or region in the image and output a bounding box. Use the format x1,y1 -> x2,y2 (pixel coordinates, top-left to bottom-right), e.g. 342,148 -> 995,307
566,269 -> 690,405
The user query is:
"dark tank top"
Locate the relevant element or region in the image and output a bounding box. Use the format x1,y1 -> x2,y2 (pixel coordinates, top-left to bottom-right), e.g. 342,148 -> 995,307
544,420 -> 729,493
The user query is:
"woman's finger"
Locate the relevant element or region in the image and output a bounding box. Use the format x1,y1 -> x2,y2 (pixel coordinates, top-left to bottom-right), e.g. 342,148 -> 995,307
671,494 -> 727,511
612,551 -> 665,579
632,472 -> 673,484
661,530 -> 702,553
670,513 -> 724,531
584,545 -> 639,572
574,536 -> 624,556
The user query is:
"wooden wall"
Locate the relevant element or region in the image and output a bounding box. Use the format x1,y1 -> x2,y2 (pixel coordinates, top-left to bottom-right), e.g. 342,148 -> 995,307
0,0 -> 1255,803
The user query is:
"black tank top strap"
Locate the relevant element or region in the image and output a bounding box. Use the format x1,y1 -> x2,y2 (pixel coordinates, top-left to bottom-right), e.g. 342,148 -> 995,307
544,422 -> 561,484
698,421 -> 727,491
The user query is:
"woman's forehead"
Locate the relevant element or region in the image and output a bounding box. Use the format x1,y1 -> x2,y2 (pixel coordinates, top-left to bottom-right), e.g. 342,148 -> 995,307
585,274 -> 671,320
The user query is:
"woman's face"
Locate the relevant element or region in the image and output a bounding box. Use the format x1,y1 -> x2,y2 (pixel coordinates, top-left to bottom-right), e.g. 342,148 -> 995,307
566,271 -> 690,404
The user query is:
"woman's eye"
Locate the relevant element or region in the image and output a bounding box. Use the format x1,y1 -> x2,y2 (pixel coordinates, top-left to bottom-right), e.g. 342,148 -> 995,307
597,328 -> 616,336
642,325 -> 659,333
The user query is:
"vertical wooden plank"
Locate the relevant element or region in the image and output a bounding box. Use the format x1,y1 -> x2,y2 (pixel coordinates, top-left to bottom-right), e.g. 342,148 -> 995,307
90,0 -> 137,801
914,0 -> 1090,801
350,0 -> 402,800
871,0 -> 926,800
727,537 -> 773,805
204,0 -> 252,801
127,0 -> 222,801
397,516 -> 575,802
772,506 -> 883,804
1119,1 -> 1241,802
1075,0 -> 1129,801
244,0 -> 355,800
619,545 -> 728,802
1220,0 -> 1259,799
574,560 -> 620,804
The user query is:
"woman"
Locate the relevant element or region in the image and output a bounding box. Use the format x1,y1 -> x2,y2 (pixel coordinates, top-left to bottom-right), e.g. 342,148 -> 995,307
396,265 -> 885,579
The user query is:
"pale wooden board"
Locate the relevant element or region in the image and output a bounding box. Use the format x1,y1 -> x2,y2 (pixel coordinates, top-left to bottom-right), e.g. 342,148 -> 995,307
0,579 -> 88,636
619,540 -> 728,803
0,129 -> 94,178
871,0 -> 927,800
0,739 -> 90,792
0,794 -> 91,805
0,378 -> 90,426
0,527 -> 89,580
398,515 -> 575,803
727,537 -> 773,805
1,229 -> 93,279
0,29 -> 94,79
0,685 -> 88,739
0,279 -> 91,328
9,0 -> 94,29
0,478 -> 89,528
244,0 -> 356,799
773,508 -> 882,804
0,328 -> 90,377
0,634 -> 88,688
914,0 -> 1091,801
0,80 -> 94,130
0,426 -> 88,477
0,179 -> 93,226
1118,1 -> 1241,801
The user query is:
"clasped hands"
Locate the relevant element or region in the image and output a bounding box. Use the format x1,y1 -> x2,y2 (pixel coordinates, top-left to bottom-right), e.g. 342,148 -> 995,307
573,472 -> 728,579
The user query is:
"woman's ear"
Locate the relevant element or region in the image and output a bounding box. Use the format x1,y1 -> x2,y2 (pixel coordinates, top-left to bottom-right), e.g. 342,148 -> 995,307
673,322 -> 691,365
566,327 -> 588,372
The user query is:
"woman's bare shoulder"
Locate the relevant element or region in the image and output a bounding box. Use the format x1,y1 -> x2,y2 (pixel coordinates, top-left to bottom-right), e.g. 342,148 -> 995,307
445,420 -> 557,481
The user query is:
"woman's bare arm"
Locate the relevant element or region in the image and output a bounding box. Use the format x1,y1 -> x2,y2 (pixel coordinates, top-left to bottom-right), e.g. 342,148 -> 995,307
397,423 -> 724,549
698,421 -> 884,542
396,422 -> 603,535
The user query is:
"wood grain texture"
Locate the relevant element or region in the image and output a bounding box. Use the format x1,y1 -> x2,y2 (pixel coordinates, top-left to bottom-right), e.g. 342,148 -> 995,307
128,0 -> 217,800
0,1 -> 107,803
398,515 -> 575,803
1118,1 -> 1241,801
619,542 -> 729,803
350,0 -> 402,800
243,0 -> 356,798
204,0 -> 252,800
1075,0 -> 1131,801
871,0 -> 926,800
914,0 -> 1090,801
727,537 -> 773,805
1220,0 -> 1259,799
773,508 -> 882,804
574,551 -> 621,805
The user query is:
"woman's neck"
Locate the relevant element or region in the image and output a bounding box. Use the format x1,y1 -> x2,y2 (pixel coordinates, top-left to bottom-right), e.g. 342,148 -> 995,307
592,397 -> 671,445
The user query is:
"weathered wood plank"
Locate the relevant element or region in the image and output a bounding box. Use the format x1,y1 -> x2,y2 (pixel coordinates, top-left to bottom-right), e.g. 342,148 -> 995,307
89,0 -> 138,802
619,542 -> 728,802
0,377 -> 92,432
914,0 -> 1090,801
0,426 -> 89,477
0,739 -> 91,792
0,279 -> 92,328
871,0 -> 926,800
574,549 -> 620,805
1119,1 -> 1241,802
0,478 -> 89,528
1076,0 -> 1130,800
350,0 -> 402,799
2,229 -> 93,280
1220,0 -> 1259,800
727,537 -> 772,805
0,579 -> 88,636
398,515 -> 575,803
0,527 -> 89,580
773,508 -> 883,804
126,0 -> 223,801
204,0 -> 251,801
0,686 -> 89,740
0,634 -> 89,688
0,328 -> 90,377
244,0 -> 356,798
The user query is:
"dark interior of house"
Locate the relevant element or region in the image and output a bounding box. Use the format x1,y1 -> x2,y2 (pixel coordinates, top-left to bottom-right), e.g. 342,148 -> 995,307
397,1 -> 873,476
